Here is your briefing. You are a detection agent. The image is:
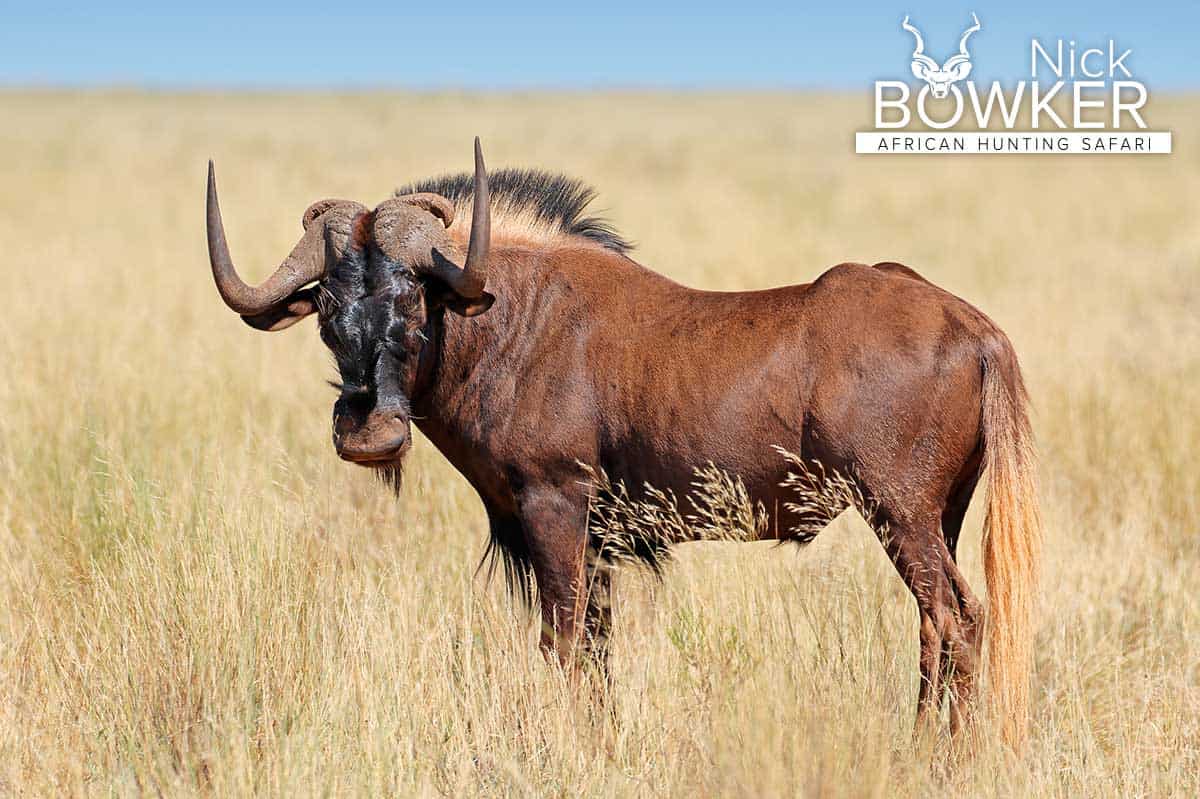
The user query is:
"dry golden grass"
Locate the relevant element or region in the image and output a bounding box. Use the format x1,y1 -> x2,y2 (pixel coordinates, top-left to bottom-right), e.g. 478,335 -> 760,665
0,90 -> 1197,796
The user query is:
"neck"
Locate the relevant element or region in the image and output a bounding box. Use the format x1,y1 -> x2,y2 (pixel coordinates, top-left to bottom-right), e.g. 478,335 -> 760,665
408,247 -> 525,467
408,305 -> 445,409
406,241 -> 660,500
406,245 -> 553,494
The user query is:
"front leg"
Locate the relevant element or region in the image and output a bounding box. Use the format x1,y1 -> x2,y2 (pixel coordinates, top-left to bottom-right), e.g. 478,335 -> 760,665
517,484 -> 610,679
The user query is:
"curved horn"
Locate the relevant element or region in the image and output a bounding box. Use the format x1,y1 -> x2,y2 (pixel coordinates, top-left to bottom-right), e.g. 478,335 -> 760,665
902,16 -> 926,57
206,161 -> 328,316
958,13 -> 981,57
420,138 -> 490,298
457,137 -> 491,299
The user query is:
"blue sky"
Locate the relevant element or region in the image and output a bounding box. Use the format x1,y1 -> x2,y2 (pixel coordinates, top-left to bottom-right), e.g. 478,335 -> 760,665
1,1 -> 1195,90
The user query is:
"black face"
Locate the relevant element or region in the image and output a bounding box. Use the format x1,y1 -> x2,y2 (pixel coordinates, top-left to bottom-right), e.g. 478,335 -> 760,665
316,235 -> 428,488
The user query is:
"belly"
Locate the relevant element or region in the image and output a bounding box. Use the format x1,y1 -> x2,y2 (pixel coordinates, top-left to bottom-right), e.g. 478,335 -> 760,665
596,408 -> 817,543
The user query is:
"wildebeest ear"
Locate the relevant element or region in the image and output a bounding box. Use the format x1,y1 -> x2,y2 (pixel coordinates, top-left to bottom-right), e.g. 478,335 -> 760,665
423,276 -> 495,318
301,199 -> 349,231
240,288 -> 319,331
443,291 -> 495,318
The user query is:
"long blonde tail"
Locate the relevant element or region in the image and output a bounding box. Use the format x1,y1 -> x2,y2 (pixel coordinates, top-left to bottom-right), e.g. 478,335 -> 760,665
980,351 -> 1043,748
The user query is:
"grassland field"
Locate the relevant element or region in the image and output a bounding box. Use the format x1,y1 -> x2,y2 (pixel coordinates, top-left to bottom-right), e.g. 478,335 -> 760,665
0,91 -> 1197,796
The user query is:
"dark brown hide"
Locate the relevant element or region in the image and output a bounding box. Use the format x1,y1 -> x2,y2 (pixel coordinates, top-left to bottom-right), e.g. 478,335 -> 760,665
409,246 -> 1038,746
205,155 -> 1041,750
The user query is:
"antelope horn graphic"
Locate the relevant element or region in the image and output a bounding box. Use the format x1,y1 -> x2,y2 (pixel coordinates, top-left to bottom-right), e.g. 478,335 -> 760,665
902,15 -> 939,72
902,16 -> 926,57
958,13 -> 982,57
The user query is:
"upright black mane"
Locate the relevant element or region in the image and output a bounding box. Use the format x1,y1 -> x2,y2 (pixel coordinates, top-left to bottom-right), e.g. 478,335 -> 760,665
396,168 -> 633,255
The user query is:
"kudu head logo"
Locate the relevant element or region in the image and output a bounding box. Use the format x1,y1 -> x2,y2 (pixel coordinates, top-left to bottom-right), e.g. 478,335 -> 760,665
902,13 -> 981,98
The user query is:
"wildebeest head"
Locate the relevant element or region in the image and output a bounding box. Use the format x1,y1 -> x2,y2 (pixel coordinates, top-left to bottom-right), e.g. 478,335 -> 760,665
205,139 -> 493,484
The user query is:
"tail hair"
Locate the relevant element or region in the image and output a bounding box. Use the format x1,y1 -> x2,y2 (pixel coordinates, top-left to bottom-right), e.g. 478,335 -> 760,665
980,349 -> 1043,748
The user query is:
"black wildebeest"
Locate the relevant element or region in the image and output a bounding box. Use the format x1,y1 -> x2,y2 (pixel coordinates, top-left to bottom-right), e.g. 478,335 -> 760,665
204,139 -> 1041,747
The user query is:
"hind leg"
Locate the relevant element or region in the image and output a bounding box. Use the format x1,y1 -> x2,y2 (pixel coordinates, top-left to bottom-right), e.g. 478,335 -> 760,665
940,467 -> 979,561
941,559 -> 984,736
873,513 -> 961,730
939,473 -> 986,735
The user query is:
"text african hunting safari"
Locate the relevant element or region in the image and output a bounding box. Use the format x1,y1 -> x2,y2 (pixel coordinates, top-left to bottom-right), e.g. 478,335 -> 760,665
204,138 -> 1043,748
